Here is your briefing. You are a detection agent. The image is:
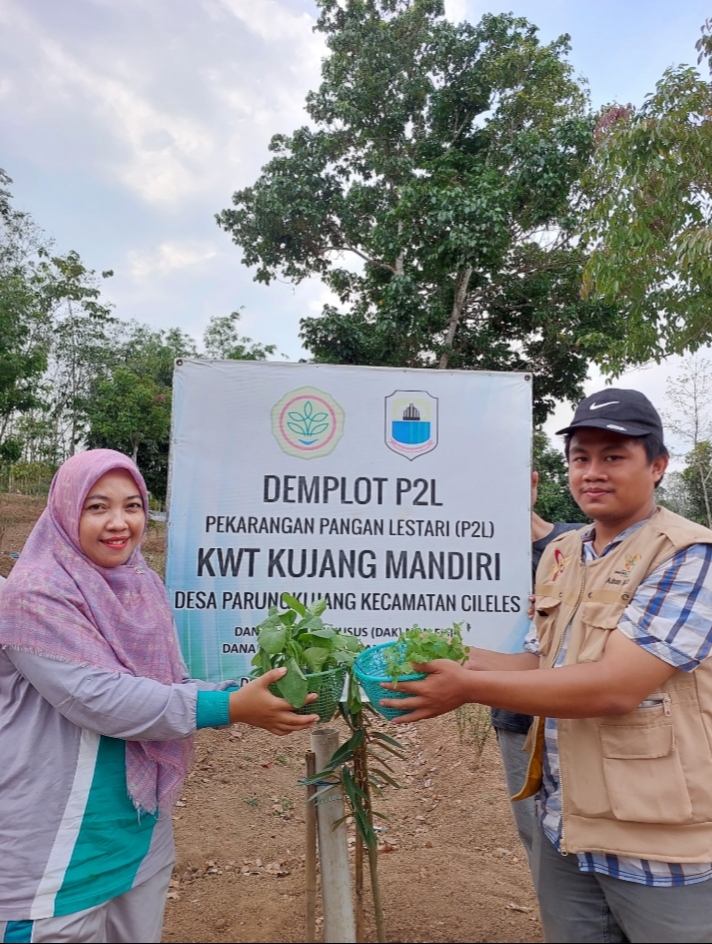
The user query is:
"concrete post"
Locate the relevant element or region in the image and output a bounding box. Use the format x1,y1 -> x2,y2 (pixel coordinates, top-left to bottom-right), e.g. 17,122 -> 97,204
310,727 -> 356,944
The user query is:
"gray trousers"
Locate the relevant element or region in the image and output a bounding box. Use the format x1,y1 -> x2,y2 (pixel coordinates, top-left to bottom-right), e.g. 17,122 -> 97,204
495,728 -> 535,863
0,863 -> 172,943
533,823 -> 712,943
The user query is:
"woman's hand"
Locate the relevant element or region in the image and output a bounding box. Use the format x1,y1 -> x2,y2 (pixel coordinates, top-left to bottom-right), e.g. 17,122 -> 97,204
229,668 -> 319,735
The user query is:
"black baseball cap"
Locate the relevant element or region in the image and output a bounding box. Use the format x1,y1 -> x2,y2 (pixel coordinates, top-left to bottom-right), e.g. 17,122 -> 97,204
556,388 -> 664,439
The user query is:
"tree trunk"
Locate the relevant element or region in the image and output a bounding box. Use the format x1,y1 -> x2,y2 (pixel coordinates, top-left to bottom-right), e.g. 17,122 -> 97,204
701,463 -> 712,530
439,265 -> 473,369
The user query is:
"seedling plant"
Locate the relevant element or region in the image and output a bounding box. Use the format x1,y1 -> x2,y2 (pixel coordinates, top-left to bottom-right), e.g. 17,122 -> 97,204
383,622 -> 470,683
252,594 -> 362,708
304,673 -> 405,944
254,603 -> 471,943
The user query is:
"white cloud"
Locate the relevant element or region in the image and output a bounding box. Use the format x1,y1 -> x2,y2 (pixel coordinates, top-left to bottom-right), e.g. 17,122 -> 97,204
128,241 -> 219,280
0,0 -> 324,206
215,0 -> 316,42
4,0 -> 705,390
39,39 -> 218,204
444,0 -> 469,24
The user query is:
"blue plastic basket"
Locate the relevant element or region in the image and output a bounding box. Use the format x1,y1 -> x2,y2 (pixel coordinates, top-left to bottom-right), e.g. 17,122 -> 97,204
353,642 -> 425,720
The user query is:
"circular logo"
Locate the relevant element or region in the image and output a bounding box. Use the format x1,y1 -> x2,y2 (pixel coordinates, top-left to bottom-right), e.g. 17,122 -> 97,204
271,386 -> 345,459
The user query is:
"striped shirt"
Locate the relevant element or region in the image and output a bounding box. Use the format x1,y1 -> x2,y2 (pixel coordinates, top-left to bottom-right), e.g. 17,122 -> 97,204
0,645 -> 234,920
525,519 -> 712,886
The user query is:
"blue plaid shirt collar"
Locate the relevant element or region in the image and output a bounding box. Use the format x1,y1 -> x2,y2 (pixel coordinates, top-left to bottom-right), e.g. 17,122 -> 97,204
580,518 -> 650,561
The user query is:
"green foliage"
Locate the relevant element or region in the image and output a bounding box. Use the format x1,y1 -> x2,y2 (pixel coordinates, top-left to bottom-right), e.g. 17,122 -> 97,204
581,21 -> 712,372
1,171 -> 280,494
681,440 -> 712,528
218,1 -> 626,421
0,169 -> 52,447
0,170 -> 117,463
302,657 -> 406,940
40,250 -> 116,456
203,309 -> 277,360
455,703 -> 493,765
252,594 -> 364,708
533,427 -> 589,523
656,471 -> 694,519
303,719 -> 405,850
660,356 -> 712,527
0,460 -> 56,497
85,315 -> 277,499
0,437 -> 22,463
84,322 -> 197,498
84,368 -> 171,465
382,623 -> 468,682
110,322 -> 198,389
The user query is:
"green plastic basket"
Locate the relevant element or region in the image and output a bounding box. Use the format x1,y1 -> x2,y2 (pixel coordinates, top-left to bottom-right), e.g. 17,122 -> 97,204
270,665 -> 347,723
353,642 -> 425,720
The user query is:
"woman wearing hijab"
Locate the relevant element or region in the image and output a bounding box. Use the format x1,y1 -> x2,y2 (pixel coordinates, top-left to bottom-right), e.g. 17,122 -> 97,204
0,450 -> 317,944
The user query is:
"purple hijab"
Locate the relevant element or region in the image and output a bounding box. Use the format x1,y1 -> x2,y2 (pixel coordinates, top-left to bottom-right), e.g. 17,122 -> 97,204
0,449 -> 192,814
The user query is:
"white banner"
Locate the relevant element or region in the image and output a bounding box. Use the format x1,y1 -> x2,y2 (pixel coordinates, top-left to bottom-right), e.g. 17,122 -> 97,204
166,361 -> 532,683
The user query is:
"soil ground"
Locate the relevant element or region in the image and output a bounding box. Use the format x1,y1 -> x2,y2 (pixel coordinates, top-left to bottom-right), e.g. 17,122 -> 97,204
0,493 -> 542,943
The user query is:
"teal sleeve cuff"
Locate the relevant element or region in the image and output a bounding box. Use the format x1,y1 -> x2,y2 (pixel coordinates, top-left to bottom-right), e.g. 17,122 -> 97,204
196,690 -> 231,729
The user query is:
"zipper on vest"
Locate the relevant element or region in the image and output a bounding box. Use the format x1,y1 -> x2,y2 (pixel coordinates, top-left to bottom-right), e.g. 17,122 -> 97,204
639,693 -> 672,715
558,564 -> 588,857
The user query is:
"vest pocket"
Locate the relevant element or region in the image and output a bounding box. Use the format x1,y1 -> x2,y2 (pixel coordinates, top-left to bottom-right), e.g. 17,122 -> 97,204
599,720 -> 692,824
576,602 -> 625,663
534,596 -> 561,658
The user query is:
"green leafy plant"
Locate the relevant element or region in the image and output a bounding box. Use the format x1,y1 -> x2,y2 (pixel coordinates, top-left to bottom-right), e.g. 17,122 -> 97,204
383,623 -> 469,683
455,703 -> 493,766
304,691 -> 406,944
252,593 -> 363,708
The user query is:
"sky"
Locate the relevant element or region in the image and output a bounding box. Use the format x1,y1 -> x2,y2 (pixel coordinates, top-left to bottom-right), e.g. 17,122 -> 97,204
1,0 -> 710,455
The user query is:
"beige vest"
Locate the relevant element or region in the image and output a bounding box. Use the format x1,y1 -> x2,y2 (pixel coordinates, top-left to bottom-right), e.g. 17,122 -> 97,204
516,506 -> 712,862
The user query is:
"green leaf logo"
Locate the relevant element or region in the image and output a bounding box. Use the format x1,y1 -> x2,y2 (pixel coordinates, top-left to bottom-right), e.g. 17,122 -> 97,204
272,386 -> 345,458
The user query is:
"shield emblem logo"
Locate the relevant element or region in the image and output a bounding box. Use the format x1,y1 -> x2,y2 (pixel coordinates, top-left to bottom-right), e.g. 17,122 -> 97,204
384,390 -> 438,460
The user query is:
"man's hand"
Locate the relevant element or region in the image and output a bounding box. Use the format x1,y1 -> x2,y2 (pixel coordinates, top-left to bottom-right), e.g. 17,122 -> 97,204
379,659 -> 471,724
229,668 -> 319,735
377,628 -> 678,724
527,594 -> 535,620
381,630 -> 677,723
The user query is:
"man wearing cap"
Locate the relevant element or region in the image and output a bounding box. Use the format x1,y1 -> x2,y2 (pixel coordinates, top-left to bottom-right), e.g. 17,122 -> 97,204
381,389 -> 712,943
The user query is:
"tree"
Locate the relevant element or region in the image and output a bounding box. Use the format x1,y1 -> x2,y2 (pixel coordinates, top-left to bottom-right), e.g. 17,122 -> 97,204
0,171 -> 117,464
533,428 -> 588,524
203,309 -> 277,360
218,0 -> 626,421
663,356 -> 712,528
109,322 -> 198,388
657,470 -> 694,519
85,323 -> 198,499
681,441 -> 712,527
0,170 -> 52,449
580,21 -> 712,373
40,251 -> 115,457
85,368 -> 171,466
